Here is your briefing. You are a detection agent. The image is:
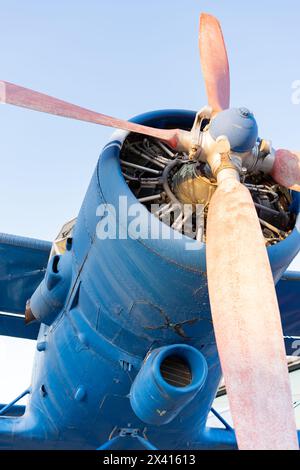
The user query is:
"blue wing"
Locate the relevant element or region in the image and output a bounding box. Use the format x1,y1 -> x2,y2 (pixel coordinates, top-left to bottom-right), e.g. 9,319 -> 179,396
0,230 -> 298,351
276,271 -> 300,356
0,233 -> 51,340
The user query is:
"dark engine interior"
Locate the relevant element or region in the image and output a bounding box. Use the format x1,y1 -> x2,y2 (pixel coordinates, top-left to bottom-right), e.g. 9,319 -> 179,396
121,135 -> 296,246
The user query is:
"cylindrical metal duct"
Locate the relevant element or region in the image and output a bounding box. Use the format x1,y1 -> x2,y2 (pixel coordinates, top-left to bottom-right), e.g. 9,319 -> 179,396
130,344 -> 208,425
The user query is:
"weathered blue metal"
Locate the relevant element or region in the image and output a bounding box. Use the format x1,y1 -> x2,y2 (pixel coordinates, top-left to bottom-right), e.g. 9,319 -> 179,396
210,407 -> 233,431
0,389 -> 30,417
0,233 -> 51,315
0,110 -> 299,449
0,313 -> 39,340
30,241 -> 72,326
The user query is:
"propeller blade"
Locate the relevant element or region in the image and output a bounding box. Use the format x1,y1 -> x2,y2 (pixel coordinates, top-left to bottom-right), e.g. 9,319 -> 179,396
199,13 -> 230,112
0,81 -> 190,151
206,173 -> 298,450
271,149 -> 300,191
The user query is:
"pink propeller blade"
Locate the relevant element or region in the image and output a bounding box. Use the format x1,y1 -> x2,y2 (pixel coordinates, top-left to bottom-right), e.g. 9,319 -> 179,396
199,13 -> 230,112
271,149 -> 300,191
206,174 -> 298,450
0,81 -> 189,151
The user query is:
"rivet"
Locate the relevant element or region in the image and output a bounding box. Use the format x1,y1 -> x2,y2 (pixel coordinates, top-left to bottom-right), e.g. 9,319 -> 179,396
113,305 -> 122,315
239,107 -> 251,118
74,386 -> 86,402
37,341 -> 47,352
78,333 -> 89,347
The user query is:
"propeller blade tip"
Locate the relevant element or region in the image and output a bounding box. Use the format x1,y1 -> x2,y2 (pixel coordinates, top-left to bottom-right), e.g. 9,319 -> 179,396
0,81 -> 6,103
200,13 -> 222,30
199,12 -> 230,112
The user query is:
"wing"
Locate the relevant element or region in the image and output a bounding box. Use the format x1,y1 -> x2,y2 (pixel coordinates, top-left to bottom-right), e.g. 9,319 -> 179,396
276,271 -> 300,356
0,233 -> 51,340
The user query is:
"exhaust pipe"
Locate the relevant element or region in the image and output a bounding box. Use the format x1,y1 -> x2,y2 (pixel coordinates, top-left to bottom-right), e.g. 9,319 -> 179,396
130,344 -> 208,426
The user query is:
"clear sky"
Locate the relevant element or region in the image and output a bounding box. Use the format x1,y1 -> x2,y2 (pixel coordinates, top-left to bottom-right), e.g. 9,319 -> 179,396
0,1 -> 300,402
0,1 -> 300,242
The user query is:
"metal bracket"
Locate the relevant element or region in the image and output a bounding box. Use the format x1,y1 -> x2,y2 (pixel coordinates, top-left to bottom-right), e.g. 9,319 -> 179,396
189,106 -> 213,160
0,388 -> 31,417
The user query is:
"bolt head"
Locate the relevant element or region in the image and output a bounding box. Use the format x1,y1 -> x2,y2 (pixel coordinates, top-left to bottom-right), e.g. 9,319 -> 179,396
239,107 -> 252,118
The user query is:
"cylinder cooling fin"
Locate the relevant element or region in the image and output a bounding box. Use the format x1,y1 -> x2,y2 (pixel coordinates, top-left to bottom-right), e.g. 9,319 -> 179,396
160,355 -> 192,388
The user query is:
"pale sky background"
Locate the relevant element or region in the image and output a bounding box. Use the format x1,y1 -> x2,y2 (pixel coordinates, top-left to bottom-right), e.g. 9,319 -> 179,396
0,1 -> 300,405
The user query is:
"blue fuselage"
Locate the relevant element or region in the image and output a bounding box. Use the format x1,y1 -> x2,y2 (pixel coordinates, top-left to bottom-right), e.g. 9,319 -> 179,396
1,110 -> 300,450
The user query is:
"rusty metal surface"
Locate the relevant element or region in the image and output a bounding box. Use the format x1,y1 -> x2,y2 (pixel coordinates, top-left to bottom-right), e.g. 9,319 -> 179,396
199,14 -> 230,112
206,175 -> 298,450
0,81 -> 189,151
272,149 -> 300,191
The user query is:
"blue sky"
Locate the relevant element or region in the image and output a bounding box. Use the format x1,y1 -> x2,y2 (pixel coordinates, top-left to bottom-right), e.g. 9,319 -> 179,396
0,0 -> 299,243
0,0 -> 300,404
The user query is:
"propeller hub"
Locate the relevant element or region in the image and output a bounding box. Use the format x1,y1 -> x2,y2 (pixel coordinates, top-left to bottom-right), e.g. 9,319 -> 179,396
209,107 -> 258,153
